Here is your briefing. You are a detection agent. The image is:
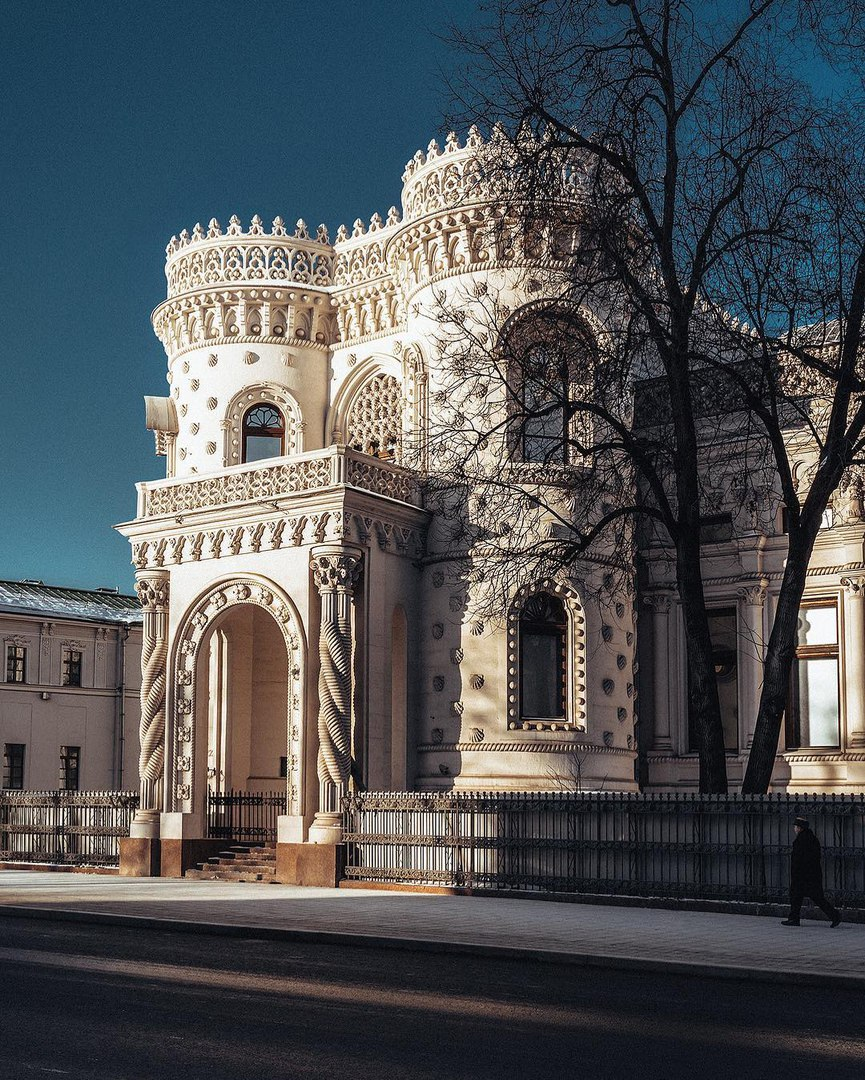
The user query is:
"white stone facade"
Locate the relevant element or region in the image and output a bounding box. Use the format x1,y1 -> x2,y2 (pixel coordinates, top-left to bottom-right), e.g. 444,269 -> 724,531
118,129 -> 865,851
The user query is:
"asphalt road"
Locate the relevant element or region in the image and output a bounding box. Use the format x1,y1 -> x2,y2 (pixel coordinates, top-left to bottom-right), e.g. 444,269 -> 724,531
0,915 -> 863,1080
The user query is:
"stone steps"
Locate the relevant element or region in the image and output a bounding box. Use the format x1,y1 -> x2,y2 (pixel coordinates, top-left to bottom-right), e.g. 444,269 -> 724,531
185,843 -> 278,883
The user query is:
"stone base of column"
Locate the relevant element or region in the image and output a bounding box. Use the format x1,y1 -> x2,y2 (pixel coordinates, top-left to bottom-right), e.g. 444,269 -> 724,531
119,837 -> 161,877
277,814 -> 306,844
307,812 -> 342,845
130,813 -> 160,840
275,842 -> 345,887
848,732 -> 865,749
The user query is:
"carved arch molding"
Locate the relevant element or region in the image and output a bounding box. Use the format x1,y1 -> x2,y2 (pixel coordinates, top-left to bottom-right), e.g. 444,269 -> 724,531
170,577 -> 305,817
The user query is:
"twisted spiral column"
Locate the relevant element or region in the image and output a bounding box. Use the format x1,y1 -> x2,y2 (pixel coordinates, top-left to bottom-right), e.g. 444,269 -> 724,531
131,572 -> 170,838
309,545 -> 362,843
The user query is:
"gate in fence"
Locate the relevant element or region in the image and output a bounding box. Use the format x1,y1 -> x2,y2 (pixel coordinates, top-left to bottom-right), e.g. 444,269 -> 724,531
0,790 -> 139,867
206,789 -> 283,843
342,791 -> 865,905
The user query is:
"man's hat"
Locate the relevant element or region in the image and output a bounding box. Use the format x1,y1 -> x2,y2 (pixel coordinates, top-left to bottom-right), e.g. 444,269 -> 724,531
794,816 -> 809,829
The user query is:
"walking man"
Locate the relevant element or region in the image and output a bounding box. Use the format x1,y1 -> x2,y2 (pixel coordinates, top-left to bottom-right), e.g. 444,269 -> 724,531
781,816 -> 841,927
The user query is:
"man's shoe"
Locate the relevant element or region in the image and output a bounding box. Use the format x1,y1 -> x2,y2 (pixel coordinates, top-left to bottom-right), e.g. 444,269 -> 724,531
781,919 -> 800,926
830,915 -> 841,928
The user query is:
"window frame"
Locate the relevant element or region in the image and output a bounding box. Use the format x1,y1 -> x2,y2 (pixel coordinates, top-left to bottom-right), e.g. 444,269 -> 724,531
59,745 -> 81,791
241,402 -> 286,464
785,599 -> 841,750
5,644 -> 26,684
519,592 -> 568,722
505,309 -> 596,468
61,647 -> 83,688
3,743 -> 25,789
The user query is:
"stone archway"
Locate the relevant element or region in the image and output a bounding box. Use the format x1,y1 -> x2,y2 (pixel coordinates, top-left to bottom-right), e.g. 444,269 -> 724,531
169,578 -> 305,828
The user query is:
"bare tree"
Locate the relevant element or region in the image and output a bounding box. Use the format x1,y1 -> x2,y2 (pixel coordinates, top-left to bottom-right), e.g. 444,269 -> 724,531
435,0 -> 865,792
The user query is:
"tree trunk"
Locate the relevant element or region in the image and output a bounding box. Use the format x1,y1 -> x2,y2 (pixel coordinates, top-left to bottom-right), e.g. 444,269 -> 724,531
677,527 -> 729,793
742,531 -> 815,794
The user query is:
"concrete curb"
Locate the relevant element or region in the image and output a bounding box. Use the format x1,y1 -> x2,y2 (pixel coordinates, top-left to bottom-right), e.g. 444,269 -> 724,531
0,903 -> 862,991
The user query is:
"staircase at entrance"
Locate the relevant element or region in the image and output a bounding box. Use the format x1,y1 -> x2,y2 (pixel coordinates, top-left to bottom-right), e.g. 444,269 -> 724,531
185,843 -> 277,882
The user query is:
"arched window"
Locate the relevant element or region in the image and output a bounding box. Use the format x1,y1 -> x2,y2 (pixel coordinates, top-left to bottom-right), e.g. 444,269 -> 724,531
242,403 -> 285,463
508,311 -> 594,465
346,373 -> 403,460
519,592 -> 567,720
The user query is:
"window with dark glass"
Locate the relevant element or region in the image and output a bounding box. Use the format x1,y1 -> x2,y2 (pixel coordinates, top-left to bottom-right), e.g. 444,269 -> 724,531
519,592 -> 567,720
6,645 -> 25,683
62,648 -> 82,687
786,602 -> 840,749
242,404 -> 285,463
59,745 -> 80,791
510,313 -> 593,466
3,744 -> 24,789
688,608 -> 739,752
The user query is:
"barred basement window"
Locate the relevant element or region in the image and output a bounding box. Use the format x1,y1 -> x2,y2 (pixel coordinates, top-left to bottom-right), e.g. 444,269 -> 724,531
346,374 -> 403,460
60,745 -> 80,791
62,648 -> 82,687
242,403 -> 285,463
3,743 -> 24,789
6,645 -> 25,683
519,592 -> 567,720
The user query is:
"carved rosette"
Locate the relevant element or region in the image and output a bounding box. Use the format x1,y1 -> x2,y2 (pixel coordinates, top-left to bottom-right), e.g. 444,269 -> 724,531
133,572 -> 170,831
310,546 -> 363,826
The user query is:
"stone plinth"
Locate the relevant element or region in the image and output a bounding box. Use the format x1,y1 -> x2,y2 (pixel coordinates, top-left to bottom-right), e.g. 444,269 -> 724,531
119,837 -> 161,877
276,842 -> 345,887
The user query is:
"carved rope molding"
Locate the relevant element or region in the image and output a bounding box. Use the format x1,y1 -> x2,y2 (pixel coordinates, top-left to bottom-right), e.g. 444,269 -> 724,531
134,573 -> 170,823
310,548 -> 362,813
171,579 -> 304,817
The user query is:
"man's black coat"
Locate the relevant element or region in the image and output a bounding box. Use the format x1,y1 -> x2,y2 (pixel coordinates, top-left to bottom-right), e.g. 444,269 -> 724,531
791,826 -> 823,893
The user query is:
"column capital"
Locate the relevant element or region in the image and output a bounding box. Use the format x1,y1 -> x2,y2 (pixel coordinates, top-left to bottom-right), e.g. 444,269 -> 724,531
135,570 -> 170,612
310,544 -> 363,595
840,575 -> 865,596
737,579 -> 769,606
643,591 -> 673,614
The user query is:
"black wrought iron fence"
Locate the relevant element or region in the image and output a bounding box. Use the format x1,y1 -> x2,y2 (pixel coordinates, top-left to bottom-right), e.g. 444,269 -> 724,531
342,791 -> 865,905
206,789 -> 283,843
0,790 -> 139,867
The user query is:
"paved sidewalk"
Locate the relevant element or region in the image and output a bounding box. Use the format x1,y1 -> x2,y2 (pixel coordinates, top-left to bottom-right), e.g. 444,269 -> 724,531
0,871 -> 862,988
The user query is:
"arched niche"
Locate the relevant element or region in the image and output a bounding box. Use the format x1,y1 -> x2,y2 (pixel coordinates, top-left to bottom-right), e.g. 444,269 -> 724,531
168,577 -> 306,822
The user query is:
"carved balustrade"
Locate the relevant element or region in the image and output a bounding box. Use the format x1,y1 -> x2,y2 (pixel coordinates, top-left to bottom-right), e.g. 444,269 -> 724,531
139,446 -> 423,518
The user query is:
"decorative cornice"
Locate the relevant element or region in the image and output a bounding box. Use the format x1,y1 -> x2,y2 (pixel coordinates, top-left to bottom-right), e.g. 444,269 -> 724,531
418,741 -> 633,756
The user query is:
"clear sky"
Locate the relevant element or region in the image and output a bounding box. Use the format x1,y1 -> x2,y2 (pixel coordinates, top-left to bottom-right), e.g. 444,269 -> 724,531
0,0 -> 477,593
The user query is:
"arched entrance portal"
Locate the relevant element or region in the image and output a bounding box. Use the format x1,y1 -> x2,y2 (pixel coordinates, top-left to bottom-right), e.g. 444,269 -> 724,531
203,604 -> 288,795
168,578 -> 305,842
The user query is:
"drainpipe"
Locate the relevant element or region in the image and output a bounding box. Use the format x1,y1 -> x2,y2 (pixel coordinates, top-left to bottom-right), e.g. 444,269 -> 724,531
114,625 -> 129,789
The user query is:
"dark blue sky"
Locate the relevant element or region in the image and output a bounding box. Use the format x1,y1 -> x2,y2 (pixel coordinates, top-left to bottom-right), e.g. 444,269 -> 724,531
0,0 -> 477,592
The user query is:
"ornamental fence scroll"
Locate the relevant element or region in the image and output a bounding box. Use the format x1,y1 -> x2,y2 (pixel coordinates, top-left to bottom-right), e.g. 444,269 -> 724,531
142,447 -> 423,518
0,791 -> 139,867
342,792 -> 865,906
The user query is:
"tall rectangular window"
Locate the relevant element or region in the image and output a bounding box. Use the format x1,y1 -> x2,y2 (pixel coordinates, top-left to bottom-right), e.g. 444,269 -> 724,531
6,645 -> 26,683
59,746 -> 80,791
689,608 -> 739,753
61,648 -> 82,687
3,744 -> 25,789
786,601 -> 840,749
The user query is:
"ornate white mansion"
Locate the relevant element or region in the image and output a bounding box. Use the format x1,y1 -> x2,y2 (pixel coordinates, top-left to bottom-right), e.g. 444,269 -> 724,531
117,130 -> 865,877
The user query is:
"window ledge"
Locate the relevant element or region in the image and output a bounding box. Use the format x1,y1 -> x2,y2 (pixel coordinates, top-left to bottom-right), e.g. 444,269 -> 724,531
509,720 -> 585,733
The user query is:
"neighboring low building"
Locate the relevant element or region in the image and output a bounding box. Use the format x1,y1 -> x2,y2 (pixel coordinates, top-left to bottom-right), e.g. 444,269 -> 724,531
0,581 -> 142,791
